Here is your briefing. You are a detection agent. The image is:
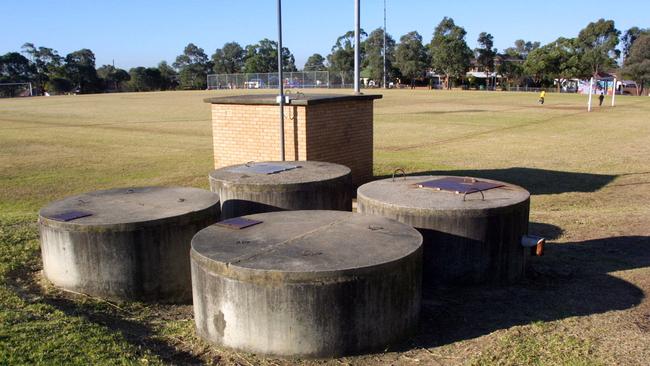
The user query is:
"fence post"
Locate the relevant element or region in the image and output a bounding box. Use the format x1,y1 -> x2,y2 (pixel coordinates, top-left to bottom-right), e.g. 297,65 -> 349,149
587,77 -> 594,112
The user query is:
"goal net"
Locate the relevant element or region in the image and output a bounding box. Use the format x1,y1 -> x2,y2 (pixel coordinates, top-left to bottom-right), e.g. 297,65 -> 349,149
0,83 -> 33,98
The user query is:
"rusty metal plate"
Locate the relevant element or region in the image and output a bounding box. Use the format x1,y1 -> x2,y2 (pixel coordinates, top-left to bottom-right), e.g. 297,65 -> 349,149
416,177 -> 504,194
216,217 -> 263,230
48,210 -> 93,222
227,163 -> 300,175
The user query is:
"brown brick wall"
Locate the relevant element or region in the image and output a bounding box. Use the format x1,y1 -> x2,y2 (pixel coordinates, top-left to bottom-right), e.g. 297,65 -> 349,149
211,99 -> 373,186
211,104 -> 307,168
304,100 -> 374,185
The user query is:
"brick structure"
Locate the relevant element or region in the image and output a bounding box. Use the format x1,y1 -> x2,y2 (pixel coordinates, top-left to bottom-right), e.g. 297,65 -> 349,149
205,94 -> 382,186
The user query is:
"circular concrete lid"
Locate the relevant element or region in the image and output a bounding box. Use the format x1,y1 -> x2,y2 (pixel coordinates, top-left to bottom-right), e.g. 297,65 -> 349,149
358,176 -> 530,212
39,186 -> 220,230
191,210 -> 422,282
209,161 -> 351,186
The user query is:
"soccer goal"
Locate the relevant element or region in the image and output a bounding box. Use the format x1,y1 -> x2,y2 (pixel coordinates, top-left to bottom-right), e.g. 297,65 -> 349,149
0,83 -> 33,98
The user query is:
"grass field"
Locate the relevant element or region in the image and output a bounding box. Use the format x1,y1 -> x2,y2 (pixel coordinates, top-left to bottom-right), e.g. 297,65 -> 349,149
1,89 -> 649,365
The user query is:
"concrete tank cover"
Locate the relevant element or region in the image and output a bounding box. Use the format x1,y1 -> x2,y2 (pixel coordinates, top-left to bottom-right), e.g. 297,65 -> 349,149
209,161 -> 352,219
357,175 -> 531,285
39,186 -> 221,303
190,210 -> 423,358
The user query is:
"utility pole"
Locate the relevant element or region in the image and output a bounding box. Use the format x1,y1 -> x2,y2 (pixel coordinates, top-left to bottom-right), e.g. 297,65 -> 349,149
383,0 -> 387,89
354,0 -> 361,94
277,0 -> 285,160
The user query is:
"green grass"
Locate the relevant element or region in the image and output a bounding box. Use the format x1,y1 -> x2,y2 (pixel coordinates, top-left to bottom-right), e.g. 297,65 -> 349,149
1,89 -> 650,365
0,215 -> 164,365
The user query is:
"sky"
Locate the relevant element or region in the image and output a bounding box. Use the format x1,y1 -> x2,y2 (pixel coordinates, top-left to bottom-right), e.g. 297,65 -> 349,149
2,0 -> 649,70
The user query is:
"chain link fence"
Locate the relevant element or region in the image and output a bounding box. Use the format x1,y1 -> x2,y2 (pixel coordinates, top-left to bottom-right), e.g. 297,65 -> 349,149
207,71 -> 340,90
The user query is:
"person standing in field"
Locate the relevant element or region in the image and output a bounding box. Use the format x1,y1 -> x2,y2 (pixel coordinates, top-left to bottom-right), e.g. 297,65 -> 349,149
539,90 -> 546,105
599,89 -> 605,106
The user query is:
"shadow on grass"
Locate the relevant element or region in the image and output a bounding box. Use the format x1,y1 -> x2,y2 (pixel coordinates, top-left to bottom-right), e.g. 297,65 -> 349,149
375,167 -> 617,195
529,222 -> 565,240
43,296 -> 203,365
6,265 -> 203,365
408,235 -> 649,349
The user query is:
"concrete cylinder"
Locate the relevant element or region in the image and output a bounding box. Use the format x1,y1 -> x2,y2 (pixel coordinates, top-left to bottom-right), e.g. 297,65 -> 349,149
39,186 -> 220,303
191,210 -> 422,358
357,176 -> 530,285
209,161 -> 352,219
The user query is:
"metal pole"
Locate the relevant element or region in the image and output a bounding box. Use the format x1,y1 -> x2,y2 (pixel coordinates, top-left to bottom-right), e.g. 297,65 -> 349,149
28,83 -> 33,97
611,78 -> 617,107
277,0 -> 285,161
587,77 -> 594,112
354,0 -> 361,94
383,0 -> 387,89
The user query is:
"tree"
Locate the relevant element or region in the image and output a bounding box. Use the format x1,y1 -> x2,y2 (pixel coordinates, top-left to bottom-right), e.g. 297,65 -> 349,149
242,39 -> 297,73
429,17 -> 472,89
0,52 -> 34,83
158,61 -> 178,90
128,67 -> 162,91
475,32 -> 497,89
46,78 -> 73,95
0,52 -> 35,96
212,42 -> 244,74
504,39 -> 540,58
173,43 -> 211,89
304,54 -> 327,71
362,28 -> 396,86
622,27 -> 650,61
577,19 -> 620,75
622,34 -> 650,96
327,30 -> 366,86
394,31 -> 428,86
524,37 -> 583,89
21,43 -> 63,94
64,49 -> 99,93
497,60 -> 524,89
97,64 -> 130,91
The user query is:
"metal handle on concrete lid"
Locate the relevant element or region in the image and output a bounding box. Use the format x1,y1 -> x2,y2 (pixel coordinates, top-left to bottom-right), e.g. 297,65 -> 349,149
521,235 -> 545,256
392,168 -> 406,182
462,189 -> 485,201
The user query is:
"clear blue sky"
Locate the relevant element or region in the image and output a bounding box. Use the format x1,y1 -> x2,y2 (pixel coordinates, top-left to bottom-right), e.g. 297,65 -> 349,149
2,0 -> 648,70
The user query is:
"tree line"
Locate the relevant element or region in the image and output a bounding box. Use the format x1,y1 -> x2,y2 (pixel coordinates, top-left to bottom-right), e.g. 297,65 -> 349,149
1,17 -> 648,96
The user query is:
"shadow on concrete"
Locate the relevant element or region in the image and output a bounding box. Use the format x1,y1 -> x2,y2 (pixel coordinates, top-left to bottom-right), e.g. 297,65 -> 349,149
403,235 -> 649,350
221,199 -> 284,220
375,167 -> 617,195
